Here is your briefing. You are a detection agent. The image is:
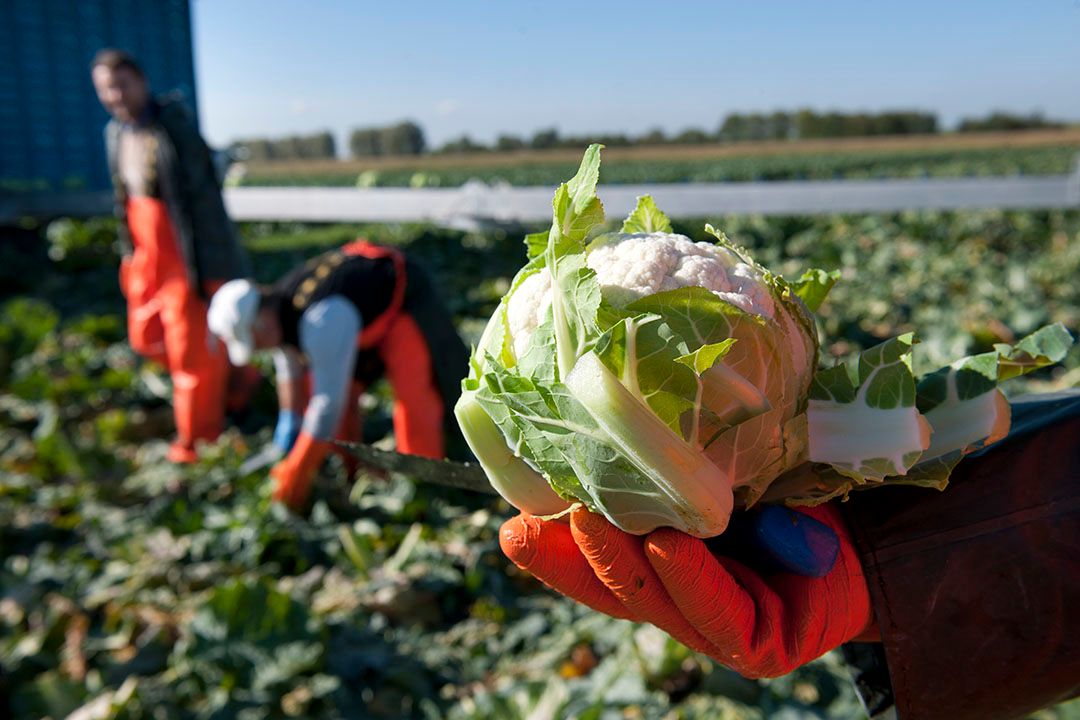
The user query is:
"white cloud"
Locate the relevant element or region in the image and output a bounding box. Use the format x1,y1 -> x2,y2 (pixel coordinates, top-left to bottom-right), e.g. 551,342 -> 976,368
289,99 -> 308,115
435,99 -> 460,117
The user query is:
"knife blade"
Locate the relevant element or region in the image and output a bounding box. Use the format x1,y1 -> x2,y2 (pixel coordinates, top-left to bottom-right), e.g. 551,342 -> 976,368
238,443 -> 285,475
339,441 -> 498,496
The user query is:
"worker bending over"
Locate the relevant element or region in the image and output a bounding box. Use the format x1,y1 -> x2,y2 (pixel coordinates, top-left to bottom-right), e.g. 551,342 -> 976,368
208,240 -> 469,510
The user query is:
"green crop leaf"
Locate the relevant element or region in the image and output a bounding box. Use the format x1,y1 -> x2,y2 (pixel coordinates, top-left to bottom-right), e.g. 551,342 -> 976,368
594,314 -> 696,435
793,324 -> 1072,500
551,185 -> 605,254
675,340 -> 737,375
474,361 -> 590,502
627,287 -> 758,348
541,145 -> 608,379
567,143 -> 603,215
524,230 -> 549,259
455,389 -> 569,514
993,322 -> 1073,381
475,355 -> 732,535
808,334 -> 931,481
550,144 -> 606,255
547,251 -> 603,380
516,311 -> 560,385
621,195 -> 673,234
563,352 -> 734,536
903,323 -> 1075,486
791,268 -> 840,312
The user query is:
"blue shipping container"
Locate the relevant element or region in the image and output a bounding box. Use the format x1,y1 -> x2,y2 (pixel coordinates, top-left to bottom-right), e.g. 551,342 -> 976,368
0,0 -> 196,195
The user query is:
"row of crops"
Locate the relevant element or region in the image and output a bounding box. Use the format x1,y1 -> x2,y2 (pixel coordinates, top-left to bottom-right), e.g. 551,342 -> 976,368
2,210 -> 1079,718
235,145 -> 1080,188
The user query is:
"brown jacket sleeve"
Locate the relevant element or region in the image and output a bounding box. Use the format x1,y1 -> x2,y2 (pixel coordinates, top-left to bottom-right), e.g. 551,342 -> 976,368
842,395 -> 1080,720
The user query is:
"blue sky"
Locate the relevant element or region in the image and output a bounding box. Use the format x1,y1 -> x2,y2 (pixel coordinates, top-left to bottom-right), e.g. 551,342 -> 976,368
192,0 -> 1080,149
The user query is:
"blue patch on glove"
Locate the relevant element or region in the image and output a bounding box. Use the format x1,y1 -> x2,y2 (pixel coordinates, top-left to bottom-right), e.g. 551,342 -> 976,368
272,409 -> 302,453
751,505 -> 840,578
707,505 -> 840,578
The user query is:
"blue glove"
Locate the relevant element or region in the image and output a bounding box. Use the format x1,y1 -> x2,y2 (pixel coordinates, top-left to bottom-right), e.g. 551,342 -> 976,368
706,505 -> 840,578
272,409 -> 302,453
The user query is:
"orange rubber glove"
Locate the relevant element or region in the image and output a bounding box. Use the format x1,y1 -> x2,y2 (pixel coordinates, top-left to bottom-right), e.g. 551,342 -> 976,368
270,432 -> 332,511
500,504 -> 873,678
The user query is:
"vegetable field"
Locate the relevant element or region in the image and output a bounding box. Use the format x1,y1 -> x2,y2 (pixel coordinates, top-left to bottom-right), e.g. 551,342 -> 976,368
235,136 -> 1080,189
2,209 -> 1079,719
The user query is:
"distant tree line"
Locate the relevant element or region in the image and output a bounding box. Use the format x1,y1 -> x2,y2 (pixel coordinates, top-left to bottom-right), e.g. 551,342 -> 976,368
955,112 -> 1064,133
431,126 -> 731,155
348,121 -> 426,157
429,110 -> 1071,154
229,110 -> 1071,161
231,121 -> 426,162
231,131 -> 336,161
427,110 -> 939,154
719,110 -> 938,141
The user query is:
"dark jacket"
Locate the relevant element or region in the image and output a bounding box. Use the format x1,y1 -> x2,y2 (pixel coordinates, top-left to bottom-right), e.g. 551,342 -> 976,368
842,391 -> 1080,720
268,245 -> 471,459
105,93 -> 250,293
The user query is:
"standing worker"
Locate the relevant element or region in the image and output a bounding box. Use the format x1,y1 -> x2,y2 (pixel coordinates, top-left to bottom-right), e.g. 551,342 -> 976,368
91,49 -> 254,463
207,239 -> 470,510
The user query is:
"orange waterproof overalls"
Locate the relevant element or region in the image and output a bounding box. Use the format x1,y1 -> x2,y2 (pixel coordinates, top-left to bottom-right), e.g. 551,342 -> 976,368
346,239 -> 444,459
120,197 -> 229,463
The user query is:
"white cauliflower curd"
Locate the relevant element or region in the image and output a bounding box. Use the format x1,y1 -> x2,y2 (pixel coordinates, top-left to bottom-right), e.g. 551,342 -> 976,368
506,232 -> 776,359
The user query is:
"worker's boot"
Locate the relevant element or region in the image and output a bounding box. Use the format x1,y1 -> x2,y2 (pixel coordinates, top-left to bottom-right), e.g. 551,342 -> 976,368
166,439 -> 199,464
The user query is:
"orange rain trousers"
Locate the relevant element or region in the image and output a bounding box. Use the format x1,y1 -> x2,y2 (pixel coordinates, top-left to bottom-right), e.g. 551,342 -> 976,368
304,313 -> 444,460
377,313 -> 444,459
120,197 -> 229,460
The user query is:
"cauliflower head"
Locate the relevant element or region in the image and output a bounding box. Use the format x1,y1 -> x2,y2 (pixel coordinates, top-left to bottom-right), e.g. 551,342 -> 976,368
506,232 -> 776,359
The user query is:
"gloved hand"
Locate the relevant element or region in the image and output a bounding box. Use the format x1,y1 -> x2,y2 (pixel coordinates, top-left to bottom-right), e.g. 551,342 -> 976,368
500,504 -> 873,678
270,432 -> 331,511
272,409 -> 302,453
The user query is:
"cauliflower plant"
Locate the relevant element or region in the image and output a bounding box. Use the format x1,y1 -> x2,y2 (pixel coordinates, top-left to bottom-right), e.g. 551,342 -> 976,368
455,145 -> 1073,538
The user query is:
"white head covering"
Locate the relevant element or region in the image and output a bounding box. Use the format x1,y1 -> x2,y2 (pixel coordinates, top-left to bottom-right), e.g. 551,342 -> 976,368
207,279 -> 260,365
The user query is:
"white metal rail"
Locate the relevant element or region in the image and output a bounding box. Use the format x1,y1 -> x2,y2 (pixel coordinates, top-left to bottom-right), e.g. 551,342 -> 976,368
222,169 -> 1080,226
5,160 -> 1079,224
